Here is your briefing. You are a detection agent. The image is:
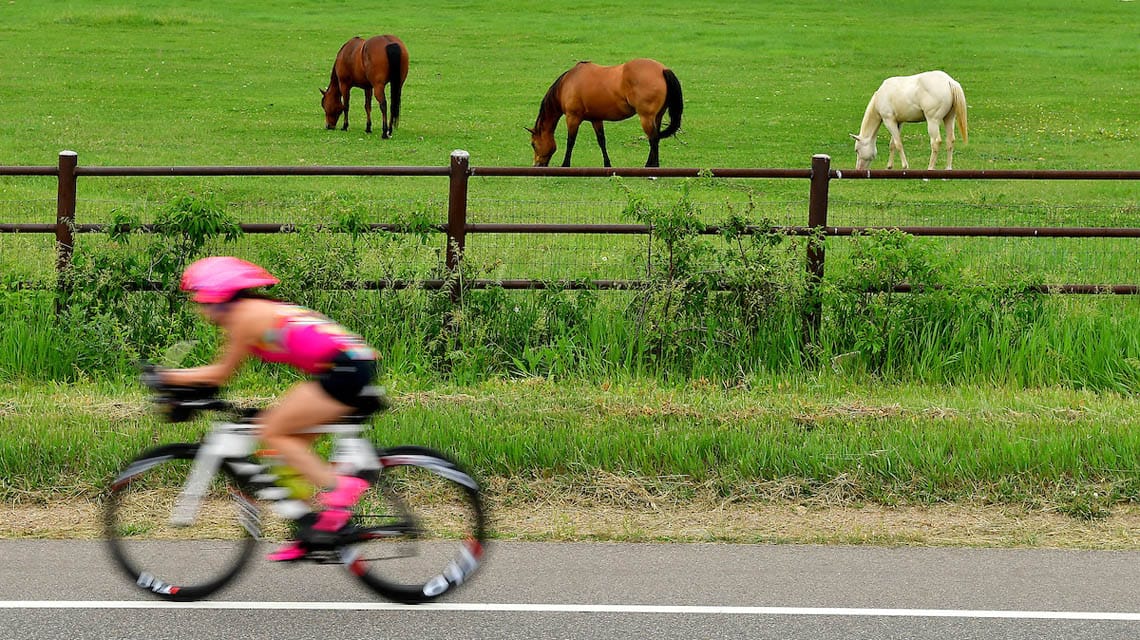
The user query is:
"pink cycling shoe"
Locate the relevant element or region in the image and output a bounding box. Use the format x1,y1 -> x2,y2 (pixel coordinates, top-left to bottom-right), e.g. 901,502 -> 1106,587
266,476 -> 370,561
312,476 -> 370,532
266,540 -> 308,562
320,475 -> 371,508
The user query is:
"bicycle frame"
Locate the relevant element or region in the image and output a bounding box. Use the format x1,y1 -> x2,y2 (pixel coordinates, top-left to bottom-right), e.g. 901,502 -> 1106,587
171,415 -> 380,530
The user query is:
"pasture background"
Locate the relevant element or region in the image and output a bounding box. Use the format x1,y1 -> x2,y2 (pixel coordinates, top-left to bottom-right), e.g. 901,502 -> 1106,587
0,0 -> 1137,287
1,0 -> 1137,284
3,0 -> 1140,531
0,0 -> 1134,168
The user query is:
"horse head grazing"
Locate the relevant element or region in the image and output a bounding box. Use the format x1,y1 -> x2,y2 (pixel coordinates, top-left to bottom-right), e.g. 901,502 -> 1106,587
528,126 -> 556,167
321,86 -> 345,130
851,133 -> 877,170
528,71 -> 568,166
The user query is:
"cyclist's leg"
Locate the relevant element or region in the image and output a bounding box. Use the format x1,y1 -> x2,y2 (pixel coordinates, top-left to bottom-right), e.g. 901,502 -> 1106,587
301,352 -> 378,512
259,382 -> 367,560
257,380 -> 348,490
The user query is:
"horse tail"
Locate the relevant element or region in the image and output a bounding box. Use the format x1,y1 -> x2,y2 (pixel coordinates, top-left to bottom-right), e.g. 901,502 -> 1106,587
386,42 -> 403,126
658,69 -> 684,139
951,80 -> 968,145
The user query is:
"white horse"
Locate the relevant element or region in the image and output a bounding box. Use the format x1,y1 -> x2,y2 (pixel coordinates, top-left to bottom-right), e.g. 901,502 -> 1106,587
850,70 -> 969,170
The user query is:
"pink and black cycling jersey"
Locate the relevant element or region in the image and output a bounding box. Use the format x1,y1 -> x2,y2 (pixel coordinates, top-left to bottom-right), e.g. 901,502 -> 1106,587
248,303 -> 376,375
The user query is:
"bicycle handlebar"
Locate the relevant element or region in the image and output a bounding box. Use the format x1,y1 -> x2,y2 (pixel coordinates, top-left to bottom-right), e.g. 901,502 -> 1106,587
154,391 -> 231,423
139,362 -> 228,422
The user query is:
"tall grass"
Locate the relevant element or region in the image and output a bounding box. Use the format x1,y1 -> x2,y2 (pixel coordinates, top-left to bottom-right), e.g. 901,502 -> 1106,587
6,224 -> 1140,391
6,379 -> 1140,522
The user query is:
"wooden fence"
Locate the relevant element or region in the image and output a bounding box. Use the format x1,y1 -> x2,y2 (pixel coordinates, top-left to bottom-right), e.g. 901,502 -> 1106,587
2,150 -> 1140,339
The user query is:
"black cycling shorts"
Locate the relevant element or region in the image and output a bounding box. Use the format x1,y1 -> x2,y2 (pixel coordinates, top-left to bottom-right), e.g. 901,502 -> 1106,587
316,351 -> 378,409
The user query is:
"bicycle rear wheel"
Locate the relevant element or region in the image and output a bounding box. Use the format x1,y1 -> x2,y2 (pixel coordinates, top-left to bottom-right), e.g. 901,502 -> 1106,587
344,445 -> 486,603
103,443 -> 258,601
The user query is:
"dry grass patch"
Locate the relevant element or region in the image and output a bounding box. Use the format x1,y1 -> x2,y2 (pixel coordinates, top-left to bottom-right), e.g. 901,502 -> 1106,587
6,497 -> 1140,549
490,500 -> 1140,549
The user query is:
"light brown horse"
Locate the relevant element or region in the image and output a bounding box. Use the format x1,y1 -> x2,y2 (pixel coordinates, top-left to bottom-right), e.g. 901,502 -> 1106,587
527,59 -> 683,167
320,35 -> 409,138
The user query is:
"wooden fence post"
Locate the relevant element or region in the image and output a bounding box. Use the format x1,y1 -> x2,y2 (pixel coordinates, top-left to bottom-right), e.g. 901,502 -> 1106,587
803,153 -> 831,353
55,150 -> 78,313
446,150 -> 470,304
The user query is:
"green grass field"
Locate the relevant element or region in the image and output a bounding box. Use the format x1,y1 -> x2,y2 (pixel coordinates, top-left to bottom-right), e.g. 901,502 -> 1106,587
3,1 -> 1140,531
1,1 -> 1136,286
2,1 -> 1134,168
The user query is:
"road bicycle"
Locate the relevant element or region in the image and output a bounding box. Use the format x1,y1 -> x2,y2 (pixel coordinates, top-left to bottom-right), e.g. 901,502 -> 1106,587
103,378 -> 486,603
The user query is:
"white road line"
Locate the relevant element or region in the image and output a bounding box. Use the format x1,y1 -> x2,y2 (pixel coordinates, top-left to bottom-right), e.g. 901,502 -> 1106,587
1,601 -> 1139,621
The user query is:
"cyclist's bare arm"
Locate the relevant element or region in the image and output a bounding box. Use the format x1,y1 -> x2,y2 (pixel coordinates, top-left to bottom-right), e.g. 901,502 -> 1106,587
162,301 -> 270,387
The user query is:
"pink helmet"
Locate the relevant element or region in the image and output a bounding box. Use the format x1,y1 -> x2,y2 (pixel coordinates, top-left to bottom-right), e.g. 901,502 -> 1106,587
180,256 -> 279,303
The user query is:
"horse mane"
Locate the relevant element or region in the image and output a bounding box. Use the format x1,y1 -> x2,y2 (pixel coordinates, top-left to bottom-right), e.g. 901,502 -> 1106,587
535,70 -> 569,129
326,38 -> 357,94
857,92 -> 882,137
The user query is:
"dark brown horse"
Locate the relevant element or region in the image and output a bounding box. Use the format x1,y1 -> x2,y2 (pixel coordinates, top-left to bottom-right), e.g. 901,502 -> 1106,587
527,58 -> 683,167
320,35 -> 409,138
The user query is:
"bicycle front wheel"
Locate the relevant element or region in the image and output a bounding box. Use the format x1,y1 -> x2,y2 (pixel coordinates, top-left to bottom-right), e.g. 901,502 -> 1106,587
103,443 -> 259,601
345,445 -> 487,603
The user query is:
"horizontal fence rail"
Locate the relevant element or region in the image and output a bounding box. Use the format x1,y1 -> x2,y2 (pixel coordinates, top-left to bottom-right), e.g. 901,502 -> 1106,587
2,150 -> 1139,342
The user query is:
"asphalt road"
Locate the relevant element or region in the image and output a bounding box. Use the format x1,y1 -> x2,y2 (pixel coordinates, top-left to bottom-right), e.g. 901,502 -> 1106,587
2,540 -> 1140,639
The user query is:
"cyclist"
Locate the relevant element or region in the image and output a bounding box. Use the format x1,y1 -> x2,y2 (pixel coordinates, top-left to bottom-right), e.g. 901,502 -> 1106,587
159,256 -> 379,561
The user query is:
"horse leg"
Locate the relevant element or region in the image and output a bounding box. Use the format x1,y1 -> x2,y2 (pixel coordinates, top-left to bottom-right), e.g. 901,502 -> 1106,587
640,113 -> 661,167
561,117 -> 582,167
645,138 -> 661,168
884,120 -> 907,170
942,116 -> 957,170
925,119 -> 943,170
379,89 -> 390,139
364,86 -> 374,134
591,121 -> 611,168
339,83 -> 352,131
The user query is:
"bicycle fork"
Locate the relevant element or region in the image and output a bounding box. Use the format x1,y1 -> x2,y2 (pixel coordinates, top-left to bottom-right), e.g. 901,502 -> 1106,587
171,426 -> 265,534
